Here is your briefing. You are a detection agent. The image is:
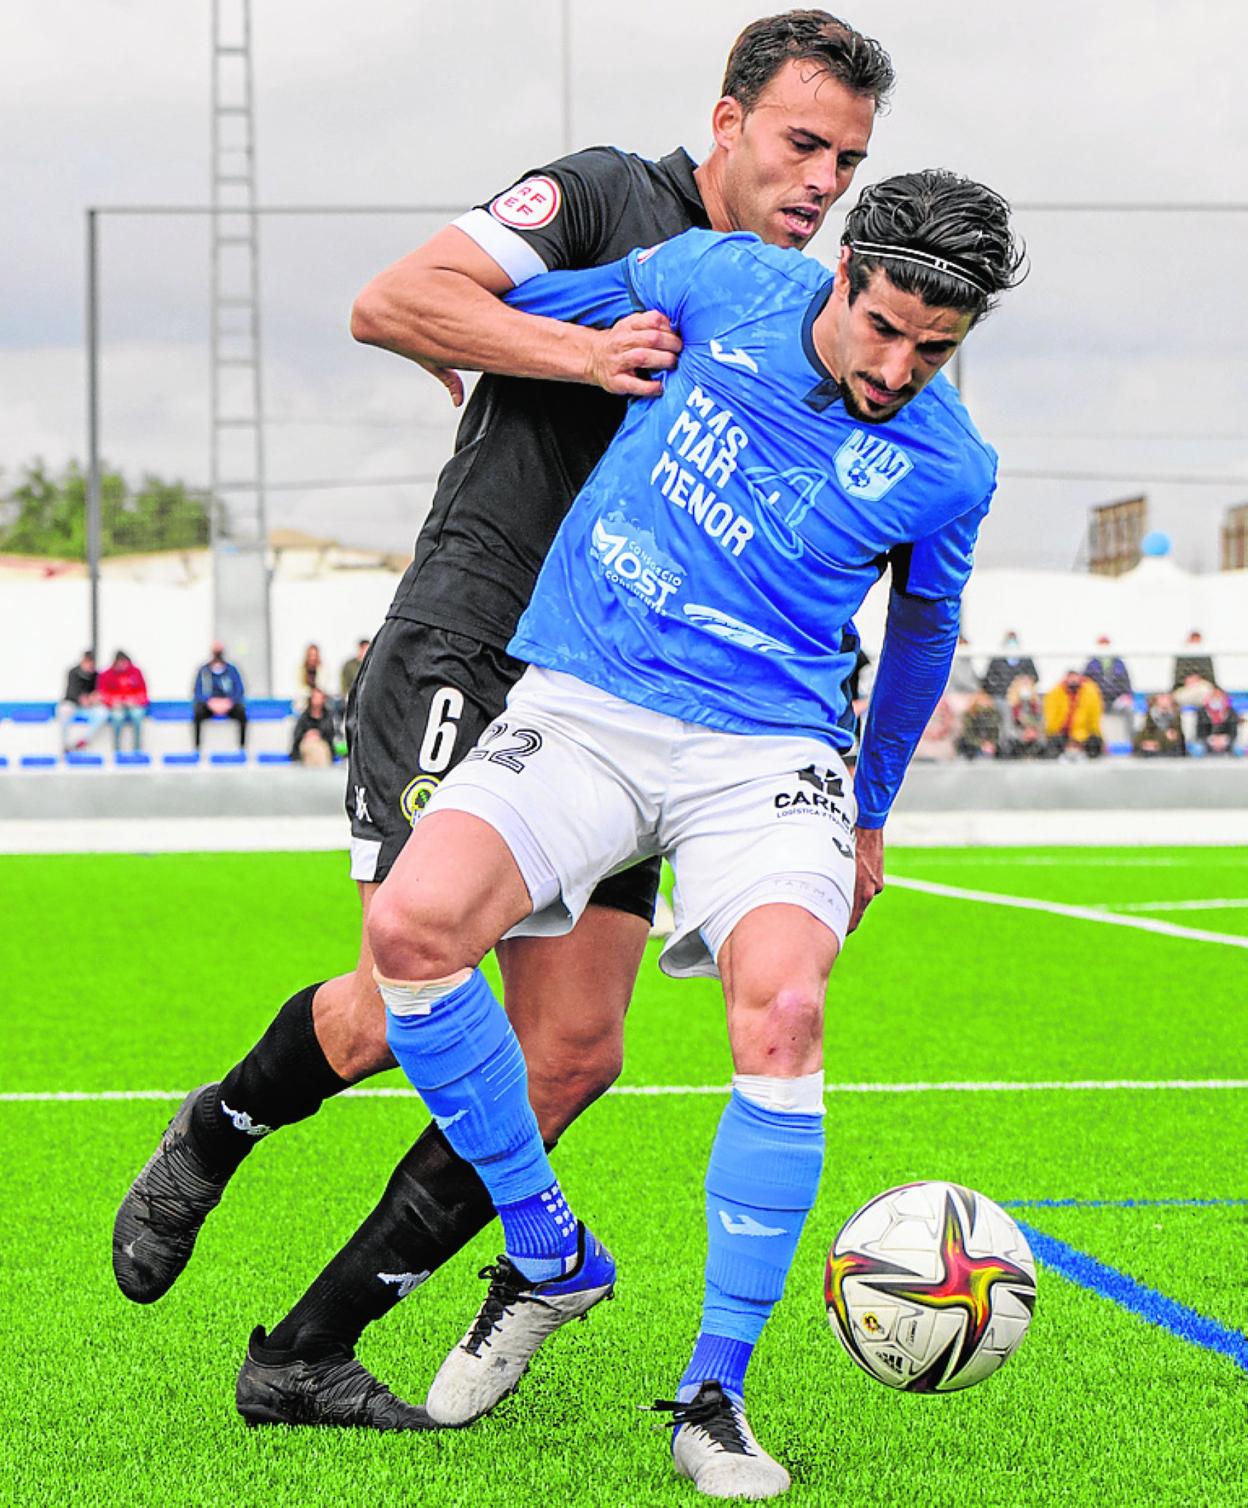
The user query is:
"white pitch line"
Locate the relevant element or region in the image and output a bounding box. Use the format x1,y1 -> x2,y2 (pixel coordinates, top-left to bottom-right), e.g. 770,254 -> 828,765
3,1079 -> 1246,1104
1096,897 -> 1248,913
889,875 -> 1248,949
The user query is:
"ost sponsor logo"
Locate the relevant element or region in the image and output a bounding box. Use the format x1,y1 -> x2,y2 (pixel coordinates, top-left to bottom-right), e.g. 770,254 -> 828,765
834,428 -> 913,501
489,175 -> 561,230
591,515 -> 683,613
400,774 -> 441,825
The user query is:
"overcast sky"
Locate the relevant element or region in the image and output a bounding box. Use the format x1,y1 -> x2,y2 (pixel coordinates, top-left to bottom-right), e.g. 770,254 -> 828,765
3,0 -> 1247,569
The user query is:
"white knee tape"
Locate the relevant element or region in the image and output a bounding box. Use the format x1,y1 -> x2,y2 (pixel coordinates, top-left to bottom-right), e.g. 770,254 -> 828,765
374,967 -> 473,1017
733,1070 -> 825,1116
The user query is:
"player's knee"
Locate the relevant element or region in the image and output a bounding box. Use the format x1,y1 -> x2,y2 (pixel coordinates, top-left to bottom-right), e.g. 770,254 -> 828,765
747,983 -> 825,1063
528,1037 -> 622,1137
367,890 -> 470,981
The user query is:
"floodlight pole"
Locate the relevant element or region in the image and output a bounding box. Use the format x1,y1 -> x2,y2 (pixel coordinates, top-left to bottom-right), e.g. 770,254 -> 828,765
85,206 -> 101,660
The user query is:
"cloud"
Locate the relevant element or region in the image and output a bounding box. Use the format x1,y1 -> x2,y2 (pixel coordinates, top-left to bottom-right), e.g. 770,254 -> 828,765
3,0 -> 1247,566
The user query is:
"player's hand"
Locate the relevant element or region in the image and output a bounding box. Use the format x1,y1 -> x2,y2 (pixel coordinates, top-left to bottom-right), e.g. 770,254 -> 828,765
585,310 -> 682,397
416,357 -> 466,408
849,824 -> 885,933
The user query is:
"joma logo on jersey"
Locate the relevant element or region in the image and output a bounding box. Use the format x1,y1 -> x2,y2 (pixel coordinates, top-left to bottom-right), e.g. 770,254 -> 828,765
834,429 -> 913,501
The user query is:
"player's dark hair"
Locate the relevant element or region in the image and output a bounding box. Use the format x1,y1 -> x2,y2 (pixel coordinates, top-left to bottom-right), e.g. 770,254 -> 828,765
722,10 -> 895,113
842,169 -> 1028,324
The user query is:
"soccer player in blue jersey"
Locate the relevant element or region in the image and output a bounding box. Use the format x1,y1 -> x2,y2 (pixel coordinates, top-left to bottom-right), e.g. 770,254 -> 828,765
366,169 -> 1024,1498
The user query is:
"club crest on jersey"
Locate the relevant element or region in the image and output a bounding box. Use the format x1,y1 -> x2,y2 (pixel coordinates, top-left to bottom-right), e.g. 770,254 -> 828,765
490,175 -> 561,230
834,429 -> 913,502
400,775 -> 440,826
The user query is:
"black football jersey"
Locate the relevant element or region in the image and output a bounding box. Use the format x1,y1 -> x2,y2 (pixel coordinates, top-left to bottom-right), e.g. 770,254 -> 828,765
385,147 -> 710,647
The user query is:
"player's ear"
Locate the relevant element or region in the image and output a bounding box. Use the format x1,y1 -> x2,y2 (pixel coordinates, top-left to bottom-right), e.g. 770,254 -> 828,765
834,244 -> 853,295
710,94 -> 745,150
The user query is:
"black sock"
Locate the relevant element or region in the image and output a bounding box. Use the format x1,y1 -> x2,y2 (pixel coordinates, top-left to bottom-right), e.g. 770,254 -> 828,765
191,982 -> 351,1175
265,1123 -> 497,1360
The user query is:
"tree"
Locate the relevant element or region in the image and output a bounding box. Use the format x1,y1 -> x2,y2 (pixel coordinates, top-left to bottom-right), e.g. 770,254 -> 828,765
0,461 -> 210,558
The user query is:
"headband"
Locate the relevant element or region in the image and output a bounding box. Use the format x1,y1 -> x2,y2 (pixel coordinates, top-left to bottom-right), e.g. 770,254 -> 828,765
848,240 -> 991,297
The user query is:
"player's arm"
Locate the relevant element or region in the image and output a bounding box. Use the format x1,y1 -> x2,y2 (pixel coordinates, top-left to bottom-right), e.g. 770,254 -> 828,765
850,493 -> 994,929
499,228 -> 731,390
350,156 -> 681,406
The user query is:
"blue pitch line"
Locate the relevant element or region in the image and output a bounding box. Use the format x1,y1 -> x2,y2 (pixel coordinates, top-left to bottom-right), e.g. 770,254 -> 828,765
1005,1196 -> 1248,1210
1016,1221 -> 1248,1374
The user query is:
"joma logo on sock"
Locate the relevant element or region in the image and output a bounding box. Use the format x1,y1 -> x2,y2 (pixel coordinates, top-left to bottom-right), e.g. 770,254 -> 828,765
718,1210 -> 786,1238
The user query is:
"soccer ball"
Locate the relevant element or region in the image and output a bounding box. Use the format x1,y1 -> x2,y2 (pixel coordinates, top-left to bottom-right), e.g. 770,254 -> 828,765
825,1181 -> 1036,1393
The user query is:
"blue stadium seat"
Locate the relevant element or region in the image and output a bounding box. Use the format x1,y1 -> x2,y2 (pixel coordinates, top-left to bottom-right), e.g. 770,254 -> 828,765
162,752 -> 200,766
10,706 -> 55,724
249,699 -> 295,721
148,700 -> 193,722
209,751 -> 248,766
19,754 -> 57,767
115,752 -> 152,767
65,752 -> 105,767
256,752 -> 292,764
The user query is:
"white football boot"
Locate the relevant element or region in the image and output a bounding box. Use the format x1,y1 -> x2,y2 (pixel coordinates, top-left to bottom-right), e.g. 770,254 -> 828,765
654,1381 -> 791,1500
424,1222 -> 614,1426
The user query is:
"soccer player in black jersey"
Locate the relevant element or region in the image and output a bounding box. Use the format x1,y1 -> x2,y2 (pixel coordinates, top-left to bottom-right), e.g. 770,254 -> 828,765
113,10 -> 895,1433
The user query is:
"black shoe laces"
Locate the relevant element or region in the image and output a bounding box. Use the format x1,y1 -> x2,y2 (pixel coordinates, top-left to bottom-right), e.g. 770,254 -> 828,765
462,1259 -> 554,1356
646,1383 -> 752,1456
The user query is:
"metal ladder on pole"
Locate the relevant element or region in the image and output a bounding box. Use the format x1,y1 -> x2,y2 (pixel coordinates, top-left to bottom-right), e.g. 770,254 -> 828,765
210,0 -> 272,694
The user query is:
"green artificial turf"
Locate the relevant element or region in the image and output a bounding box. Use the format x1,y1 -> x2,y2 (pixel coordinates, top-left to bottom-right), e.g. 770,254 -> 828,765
1,848 -> 1245,1505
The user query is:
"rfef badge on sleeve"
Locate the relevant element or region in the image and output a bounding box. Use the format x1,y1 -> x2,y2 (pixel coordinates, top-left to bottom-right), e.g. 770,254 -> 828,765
489,176 -> 562,230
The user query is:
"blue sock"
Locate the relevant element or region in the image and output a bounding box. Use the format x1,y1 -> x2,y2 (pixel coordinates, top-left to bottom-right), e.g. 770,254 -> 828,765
679,1089 -> 824,1403
497,1180 -> 579,1282
384,969 -> 577,1281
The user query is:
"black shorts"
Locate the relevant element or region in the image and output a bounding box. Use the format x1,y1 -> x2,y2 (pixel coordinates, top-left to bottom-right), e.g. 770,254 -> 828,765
344,618 -> 661,921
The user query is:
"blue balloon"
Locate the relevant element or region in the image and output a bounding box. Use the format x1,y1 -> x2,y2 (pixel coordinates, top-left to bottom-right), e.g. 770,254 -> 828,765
1141,530 -> 1171,557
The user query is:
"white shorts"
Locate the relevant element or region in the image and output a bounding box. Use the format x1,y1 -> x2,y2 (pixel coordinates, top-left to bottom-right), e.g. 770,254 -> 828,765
420,667 -> 857,979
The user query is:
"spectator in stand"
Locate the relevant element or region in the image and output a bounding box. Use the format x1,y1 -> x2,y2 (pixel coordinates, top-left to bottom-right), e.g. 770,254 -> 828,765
946,633 -> 980,697
1083,635 -> 1134,712
58,650 -> 106,752
296,643 -> 324,706
1134,692 -> 1186,757
1004,673 -> 1045,758
340,638 -> 371,702
290,687 -> 336,766
1044,669 -> 1103,758
955,689 -> 1002,760
1171,630 -> 1217,705
916,695 -> 959,762
192,642 -> 247,750
1195,686 -> 1240,755
97,650 -> 149,753
982,630 -> 1039,699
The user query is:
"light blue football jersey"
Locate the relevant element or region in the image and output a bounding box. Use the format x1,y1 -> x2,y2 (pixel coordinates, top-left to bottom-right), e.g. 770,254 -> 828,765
505,229 -> 997,810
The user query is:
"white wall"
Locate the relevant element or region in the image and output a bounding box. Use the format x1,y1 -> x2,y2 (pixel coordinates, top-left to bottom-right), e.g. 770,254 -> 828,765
11,557 -> 1248,702
16,571 -> 401,700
